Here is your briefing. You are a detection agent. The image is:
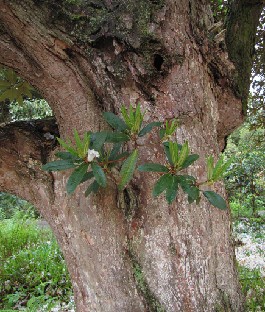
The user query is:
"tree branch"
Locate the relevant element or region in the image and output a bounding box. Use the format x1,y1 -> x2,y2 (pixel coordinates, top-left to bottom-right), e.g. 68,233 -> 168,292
225,0 -> 264,113
0,118 -> 58,206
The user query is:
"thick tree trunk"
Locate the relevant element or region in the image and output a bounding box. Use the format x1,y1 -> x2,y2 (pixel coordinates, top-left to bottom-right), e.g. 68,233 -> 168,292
0,0 -> 262,311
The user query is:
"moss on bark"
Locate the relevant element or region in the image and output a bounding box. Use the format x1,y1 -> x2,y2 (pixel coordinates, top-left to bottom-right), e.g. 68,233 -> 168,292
32,0 -> 165,48
225,0 -> 264,113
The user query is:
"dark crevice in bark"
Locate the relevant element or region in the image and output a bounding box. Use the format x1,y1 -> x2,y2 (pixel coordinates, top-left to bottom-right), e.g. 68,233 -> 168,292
118,185 -> 139,221
153,54 -> 164,71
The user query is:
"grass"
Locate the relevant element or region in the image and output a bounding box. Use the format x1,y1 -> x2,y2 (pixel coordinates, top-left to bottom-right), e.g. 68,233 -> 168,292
0,213 -> 73,311
231,201 -> 265,312
238,266 -> 265,311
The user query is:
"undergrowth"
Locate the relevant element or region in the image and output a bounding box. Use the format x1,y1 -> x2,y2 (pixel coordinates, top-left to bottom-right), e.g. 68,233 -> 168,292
0,213 -> 73,311
238,266 -> 265,311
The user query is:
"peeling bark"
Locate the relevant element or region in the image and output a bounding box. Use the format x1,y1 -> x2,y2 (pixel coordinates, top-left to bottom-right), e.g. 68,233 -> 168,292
0,0 -> 262,311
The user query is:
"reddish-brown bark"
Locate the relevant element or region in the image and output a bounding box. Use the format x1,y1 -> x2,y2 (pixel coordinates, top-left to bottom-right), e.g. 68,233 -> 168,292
0,0 -> 262,311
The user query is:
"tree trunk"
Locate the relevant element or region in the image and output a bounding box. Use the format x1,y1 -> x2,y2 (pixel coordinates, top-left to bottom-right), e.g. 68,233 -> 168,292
0,0 -> 263,311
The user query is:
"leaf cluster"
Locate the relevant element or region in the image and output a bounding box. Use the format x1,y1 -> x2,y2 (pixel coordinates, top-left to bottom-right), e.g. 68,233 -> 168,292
43,104 -> 231,210
0,67 -> 33,104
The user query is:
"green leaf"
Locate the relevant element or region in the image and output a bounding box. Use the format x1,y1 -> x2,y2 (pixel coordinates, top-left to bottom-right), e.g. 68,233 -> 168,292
106,132 -> 130,143
177,141 -> 189,168
133,103 -> 144,133
138,122 -> 162,137
212,156 -> 234,181
103,112 -> 128,131
73,129 -> 83,156
55,151 -> 79,161
108,143 -> 122,160
80,171 -> 94,183
152,174 -> 173,197
6,69 -> 17,83
91,163 -> 107,187
121,107 -> 129,127
0,80 -> 11,88
57,137 -> 78,156
177,175 -> 197,199
118,149 -> 138,191
85,181 -> 100,197
66,163 -> 89,194
212,155 -> 224,180
91,131 -> 108,151
220,157 -> 234,177
184,186 -> 199,203
203,191 -> 227,210
42,160 -> 76,171
0,89 -> 16,102
82,132 -> 90,157
165,176 -> 179,204
169,141 -> 179,166
163,142 -> 174,165
159,128 -> 166,139
138,163 -> 169,173
181,154 -> 199,169
207,155 -> 214,181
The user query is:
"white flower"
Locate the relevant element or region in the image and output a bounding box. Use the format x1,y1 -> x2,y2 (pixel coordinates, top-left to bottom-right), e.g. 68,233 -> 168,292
87,149 -> 100,162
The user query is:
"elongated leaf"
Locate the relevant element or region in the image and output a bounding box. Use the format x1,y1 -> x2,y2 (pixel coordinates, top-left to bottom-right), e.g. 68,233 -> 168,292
207,155 -> 214,181
220,157 -> 234,177
163,142 -> 174,165
55,151 -> 78,161
108,143 -> 122,160
91,131 -> 108,151
212,155 -> 225,180
81,171 -> 94,183
121,105 -> 132,128
106,132 -> 130,143
213,156 -> 234,181
85,180 -> 100,197
73,129 -> 83,156
133,104 -> 144,133
0,80 -> 11,88
66,163 -> 89,194
184,186 -> 199,203
91,163 -> 107,187
138,163 -> 169,173
169,141 -> 179,166
118,149 -> 138,191
177,141 -> 189,168
177,175 -> 197,197
165,176 -> 179,204
138,122 -> 162,137
181,154 -> 199,169
0,89 -> 16,102
57,138 -> 78,156
6,69 -> 17,83
159,128 -> 166,139
42,160 -> 76,171
203,191 -> 227,210
103,112 -> 128,131
152,174 -> 173,197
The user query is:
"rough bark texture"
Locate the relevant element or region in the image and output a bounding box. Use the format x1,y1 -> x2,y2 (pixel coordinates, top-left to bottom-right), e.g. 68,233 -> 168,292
225,0 -> 264,113
0,0 -> 262,311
